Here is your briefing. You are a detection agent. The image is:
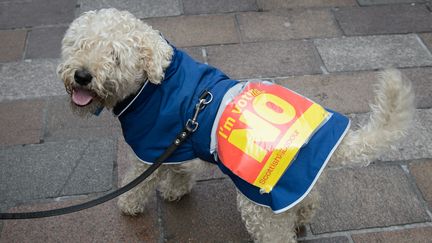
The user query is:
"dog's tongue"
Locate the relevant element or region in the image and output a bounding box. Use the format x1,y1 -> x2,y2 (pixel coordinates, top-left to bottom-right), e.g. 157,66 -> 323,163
72,88 -> 94,106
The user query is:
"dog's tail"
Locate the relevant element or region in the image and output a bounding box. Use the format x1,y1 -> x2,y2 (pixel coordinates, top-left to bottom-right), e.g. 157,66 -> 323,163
331,69 -> 416,166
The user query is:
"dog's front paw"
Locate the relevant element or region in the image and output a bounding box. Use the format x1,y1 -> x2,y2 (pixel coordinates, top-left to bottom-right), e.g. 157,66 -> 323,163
117,193 -> 146,216
159,184 -> 192,202
159,180 -> 194,202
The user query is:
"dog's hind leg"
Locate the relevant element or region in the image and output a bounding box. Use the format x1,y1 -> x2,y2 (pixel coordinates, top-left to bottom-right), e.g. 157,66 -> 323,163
237,192 -> 298,243
295,187 -> 320,227
117,158 -> 162,216
158,159 -> 203,201
330,69 -> 415,167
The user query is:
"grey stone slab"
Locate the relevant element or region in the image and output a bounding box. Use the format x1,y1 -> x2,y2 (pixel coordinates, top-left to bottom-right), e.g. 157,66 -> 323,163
357,0 -> 426,6
161,179 -> 251,242
276,68 -> 432,114
237,10 -> 340,42
25,26 -> 67,59
421,33 -> 432,51
183,0 -> 257,14
206,41 -> 322,79
146,15 -> 239,47
78,0 -> 181,19
0,99 -> 44,146
0,139 -> 115,203
60,140 -> 116,196
349,109 -> 432,162
0,59 -> 64,102
0,0 -> 76,29
409,160 -> 432,207
402,67 -> 432,109
0,30 -> 27,63
352,227 -> 432,243
116,137 -> 134,185
44,96 -> 120,142
315,34 -> 432,72
180,47 -> 204,62
258,0 -> 357,9
311,165 -> 430,233
334,5 -> 432,35
1,196 -> 160,242
0,202 -> 10,234
300,236 -> 350,243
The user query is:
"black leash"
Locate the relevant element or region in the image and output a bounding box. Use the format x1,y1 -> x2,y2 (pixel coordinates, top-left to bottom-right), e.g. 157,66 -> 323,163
0,91 -> 212,220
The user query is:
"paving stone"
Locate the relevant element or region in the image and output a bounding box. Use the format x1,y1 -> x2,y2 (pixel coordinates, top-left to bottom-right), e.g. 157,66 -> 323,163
300,236 -> 350,243
146,15 -> 239,47
179,47 -> 205,63
409,160 -> 432,207
116,138 -> 135,185
0,30 -> 27,63
311,165 -> 429,233
334,5 -> 432,35
352,227 -> 432,243
276,68 -> 432,114
402,67 -> 432,109
0,0 -> 76,29
78,0 -> 181,19
420,33 -> 432,51
183,0 -> 257,14
60,139 -> 116,196
0,139 -> 115,203
348,109 -> 432,162
357,108 -> 432,162
161,179 -> 250,242
315,34 -> 432,72
258,0 -> 356,10
357,0 -> 426,6
25,26 -> 67,59
44,96 -> 120,142
0,59 -> 63,102
206,41 -> 322,79
237,10 -> 340,42
0,99 -> 44,146
0,196 -> 160,242
0,202 -> 11,234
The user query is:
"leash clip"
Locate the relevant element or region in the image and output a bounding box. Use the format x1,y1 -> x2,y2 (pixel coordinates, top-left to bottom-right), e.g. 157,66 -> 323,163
185,91 -> 213,132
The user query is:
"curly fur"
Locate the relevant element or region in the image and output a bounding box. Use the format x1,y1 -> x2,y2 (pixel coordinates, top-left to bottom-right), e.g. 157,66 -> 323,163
57,8 -> 173,115
58,9 -> 416,242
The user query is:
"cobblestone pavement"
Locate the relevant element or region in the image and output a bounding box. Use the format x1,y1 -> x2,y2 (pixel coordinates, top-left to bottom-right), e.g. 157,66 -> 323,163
1,0 -> 432,242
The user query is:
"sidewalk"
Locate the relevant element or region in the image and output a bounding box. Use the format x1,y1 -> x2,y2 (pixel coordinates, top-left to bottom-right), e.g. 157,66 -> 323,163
1,0 -> 432,242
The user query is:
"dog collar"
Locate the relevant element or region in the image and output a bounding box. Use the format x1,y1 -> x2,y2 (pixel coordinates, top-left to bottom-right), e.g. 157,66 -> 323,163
92,106 -> 104,116
112,80 -> 158,117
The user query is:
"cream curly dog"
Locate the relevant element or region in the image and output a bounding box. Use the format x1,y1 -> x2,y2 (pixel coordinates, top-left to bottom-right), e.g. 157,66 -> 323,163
58,9 -> 415,242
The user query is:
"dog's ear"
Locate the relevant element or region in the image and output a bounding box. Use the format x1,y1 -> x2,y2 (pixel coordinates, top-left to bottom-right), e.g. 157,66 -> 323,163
135,31 -> 173,85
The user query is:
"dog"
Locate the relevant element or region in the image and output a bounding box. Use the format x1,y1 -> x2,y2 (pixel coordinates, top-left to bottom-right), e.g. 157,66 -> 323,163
57,8 -> 415,242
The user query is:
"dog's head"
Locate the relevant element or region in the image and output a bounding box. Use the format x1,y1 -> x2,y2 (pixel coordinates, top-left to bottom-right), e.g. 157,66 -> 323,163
57,8 -> 173,116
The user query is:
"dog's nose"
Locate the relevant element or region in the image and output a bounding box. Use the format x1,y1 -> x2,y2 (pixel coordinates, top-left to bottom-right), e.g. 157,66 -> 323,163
74,69 -> 92,86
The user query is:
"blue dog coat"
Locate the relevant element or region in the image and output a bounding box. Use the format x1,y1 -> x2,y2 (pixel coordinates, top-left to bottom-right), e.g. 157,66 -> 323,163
113,46 -> 350,213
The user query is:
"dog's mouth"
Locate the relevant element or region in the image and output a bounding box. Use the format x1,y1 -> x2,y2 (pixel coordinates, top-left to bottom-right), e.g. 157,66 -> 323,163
72,87 -> 96,107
